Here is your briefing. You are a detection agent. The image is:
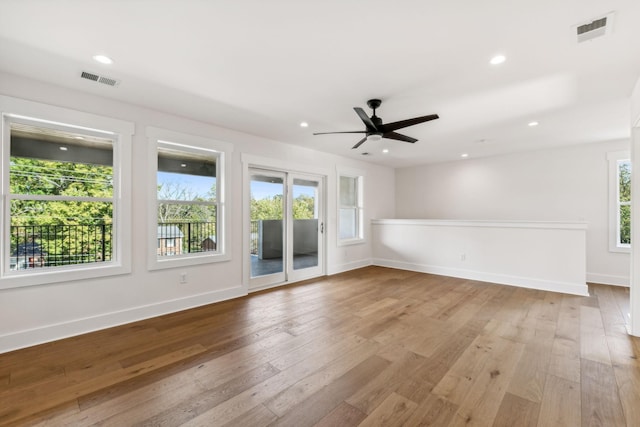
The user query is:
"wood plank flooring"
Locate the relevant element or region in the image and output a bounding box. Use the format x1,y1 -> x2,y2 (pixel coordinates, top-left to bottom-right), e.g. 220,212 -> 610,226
0,266 -> 638,426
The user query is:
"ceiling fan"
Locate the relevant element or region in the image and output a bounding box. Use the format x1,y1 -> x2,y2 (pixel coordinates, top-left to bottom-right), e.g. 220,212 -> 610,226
313,99 -> 439,149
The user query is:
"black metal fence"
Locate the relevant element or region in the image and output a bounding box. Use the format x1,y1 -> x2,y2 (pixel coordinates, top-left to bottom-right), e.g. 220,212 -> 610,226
10,221 -> 218,269
250,220 -> 258,255
157,221 -> 217,257
10,224 -> 112,270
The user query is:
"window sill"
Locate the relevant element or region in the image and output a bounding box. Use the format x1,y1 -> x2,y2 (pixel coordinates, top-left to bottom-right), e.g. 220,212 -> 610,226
148,252 -> 230,271
338,238 -> 366,247
609,245 -> 631,254
0,262 -> 131,289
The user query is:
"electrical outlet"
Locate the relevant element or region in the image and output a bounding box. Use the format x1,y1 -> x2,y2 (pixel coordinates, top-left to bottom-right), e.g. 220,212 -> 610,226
180,273 -> 187,284
460,253 -> 466,261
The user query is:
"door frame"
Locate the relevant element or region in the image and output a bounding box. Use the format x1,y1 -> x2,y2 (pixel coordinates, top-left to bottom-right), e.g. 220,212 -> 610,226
242,154 -> 328,292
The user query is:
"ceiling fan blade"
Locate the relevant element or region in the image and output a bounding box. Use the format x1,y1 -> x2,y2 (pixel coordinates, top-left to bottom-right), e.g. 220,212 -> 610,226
352,137 -> 368,149
354,107 -> 378,131
381,114 -> 439,132
313,131 -> 368,135
383,131 -> 417,143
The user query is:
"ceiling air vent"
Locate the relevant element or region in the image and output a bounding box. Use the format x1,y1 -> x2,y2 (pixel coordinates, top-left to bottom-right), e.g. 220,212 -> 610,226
575,12 -> 614,43
80,71 -> 120,87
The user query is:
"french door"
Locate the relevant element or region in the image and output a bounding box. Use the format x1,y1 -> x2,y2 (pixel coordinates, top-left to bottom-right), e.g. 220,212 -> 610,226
249,168 -> 324,290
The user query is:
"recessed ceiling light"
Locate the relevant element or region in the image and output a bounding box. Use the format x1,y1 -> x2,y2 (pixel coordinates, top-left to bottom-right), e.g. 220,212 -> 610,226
382,148 -> 389,154
490,55 -> 506,65
461,153 -> 469,158
59,146 -> 68,151
299,121 -> 309,128
180,163 -> 187,168
528,121 -> 539,127
92,54 -> 113,65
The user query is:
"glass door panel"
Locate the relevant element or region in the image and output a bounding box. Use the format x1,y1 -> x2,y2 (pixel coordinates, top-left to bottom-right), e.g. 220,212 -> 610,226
249,170 -> 285,285
288,175 -> 323,281
248,168 -> 324,290
291,178 -> 319,271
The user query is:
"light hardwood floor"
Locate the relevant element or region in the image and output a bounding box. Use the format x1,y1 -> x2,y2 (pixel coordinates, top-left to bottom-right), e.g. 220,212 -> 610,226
1,266 -> 639,426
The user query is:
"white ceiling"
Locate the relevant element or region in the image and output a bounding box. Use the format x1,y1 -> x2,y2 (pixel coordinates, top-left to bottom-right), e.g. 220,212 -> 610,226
1,0 -> 639,167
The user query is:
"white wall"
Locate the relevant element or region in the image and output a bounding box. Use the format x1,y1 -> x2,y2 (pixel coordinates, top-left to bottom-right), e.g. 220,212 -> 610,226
395,141 -> 630,286
0,72 -> 395,353
372,219 -> 588,296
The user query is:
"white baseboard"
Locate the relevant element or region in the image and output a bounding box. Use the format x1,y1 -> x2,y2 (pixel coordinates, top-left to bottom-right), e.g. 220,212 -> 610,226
0,286 -> 246,355
373,258 -> 589,296
586,272 -> 630,287
327,259 -> 372,276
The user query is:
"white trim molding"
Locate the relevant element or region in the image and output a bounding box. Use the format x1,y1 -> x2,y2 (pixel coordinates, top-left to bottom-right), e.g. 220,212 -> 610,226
0,95 -> 134,289
327,258 -> 372,276
0,284 -> 246,354
146,127 -> 233,270
586,272 -> 630,287
607,150 -> 631,253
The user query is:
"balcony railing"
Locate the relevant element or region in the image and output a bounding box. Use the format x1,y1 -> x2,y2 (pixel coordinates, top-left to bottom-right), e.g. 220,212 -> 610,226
250,220 -> 258,255
10,224 -> 112,270
10,221 -> 218,270
157,221 -> 217,257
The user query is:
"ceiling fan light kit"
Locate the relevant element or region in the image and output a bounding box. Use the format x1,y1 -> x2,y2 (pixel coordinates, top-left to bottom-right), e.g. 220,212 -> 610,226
313,99 -> 439,149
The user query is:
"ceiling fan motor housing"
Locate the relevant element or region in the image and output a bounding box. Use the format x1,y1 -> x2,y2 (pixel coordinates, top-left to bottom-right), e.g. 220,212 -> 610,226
367,99 -> 382,110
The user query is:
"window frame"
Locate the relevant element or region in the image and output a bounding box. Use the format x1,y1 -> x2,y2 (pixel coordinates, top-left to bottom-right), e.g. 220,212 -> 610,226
146,127 -> 232,270
0,96 -> 133,289
337,169 -> 364,246
608,150 -> 631,253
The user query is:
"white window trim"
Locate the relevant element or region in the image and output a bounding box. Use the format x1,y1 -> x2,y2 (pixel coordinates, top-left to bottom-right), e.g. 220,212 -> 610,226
608,150 -> 631,253
146,127 -> 232,270
337,167 -> 365,246
0,95 -> 133,289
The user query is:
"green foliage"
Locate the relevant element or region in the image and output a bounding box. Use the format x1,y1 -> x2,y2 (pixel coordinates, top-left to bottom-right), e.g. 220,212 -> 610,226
10,157 -> 113,226
292,194 -> 315,219
157,182 -> 216,223
620,205 -> 631,245
251,195 -> 283,220
9,157 -> 114,266
620,161 -> 631,202
156,181 -> 218,255
250,194 -> 315,221
619,161 -> 631,245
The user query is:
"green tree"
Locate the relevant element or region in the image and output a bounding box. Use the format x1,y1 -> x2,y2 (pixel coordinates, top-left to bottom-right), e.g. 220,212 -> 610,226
157,181 -> 218,254
10,157 -> 113,225
250,194 -> 315,221
620,161 -> 631,244
251,195 -> 283,221
157,182 -> 216,224
9,157 -> 114,265
293,194 -> 315,219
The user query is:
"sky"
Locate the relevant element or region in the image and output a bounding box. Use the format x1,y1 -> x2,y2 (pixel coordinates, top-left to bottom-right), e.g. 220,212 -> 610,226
158,172 -> 316,201
251,181 -> 316,200
158,172 -> 215,199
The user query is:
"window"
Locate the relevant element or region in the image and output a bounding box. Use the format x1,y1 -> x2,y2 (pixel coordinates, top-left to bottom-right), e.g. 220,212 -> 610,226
338,173 -> 364,244
147,127 -> 232,269
1,96 -> 133,288
608,151 -> 631,252
618,159 -> 631,246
